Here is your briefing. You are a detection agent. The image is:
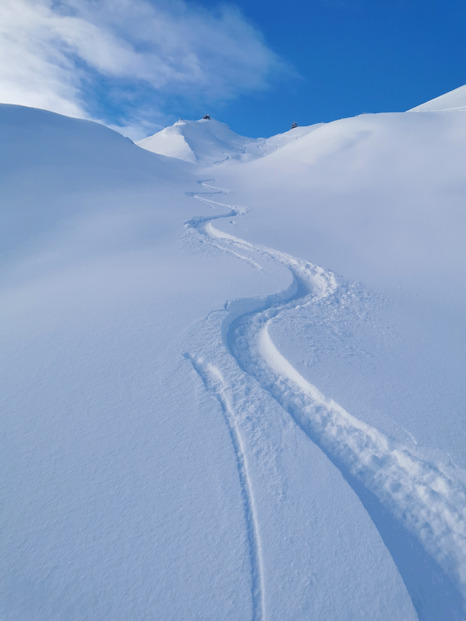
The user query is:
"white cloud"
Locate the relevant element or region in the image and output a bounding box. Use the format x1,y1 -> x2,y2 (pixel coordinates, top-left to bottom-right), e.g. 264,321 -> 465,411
0,0 -> 286,137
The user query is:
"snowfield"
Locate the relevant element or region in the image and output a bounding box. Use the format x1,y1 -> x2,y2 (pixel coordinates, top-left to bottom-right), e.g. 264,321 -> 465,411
1,91 -> 466,620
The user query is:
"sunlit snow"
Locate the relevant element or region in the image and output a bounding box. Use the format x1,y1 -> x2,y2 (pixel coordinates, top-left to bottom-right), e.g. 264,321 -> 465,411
2,89 -> 466,620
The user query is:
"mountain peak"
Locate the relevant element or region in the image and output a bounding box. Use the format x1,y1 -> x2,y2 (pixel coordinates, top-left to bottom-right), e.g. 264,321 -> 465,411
173,116 -> 216,125
137,116 -> 264,165
136,117 -> 323,165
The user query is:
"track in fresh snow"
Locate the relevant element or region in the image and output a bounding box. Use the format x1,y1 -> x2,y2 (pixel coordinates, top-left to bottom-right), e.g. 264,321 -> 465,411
185,354 -> 265,621
185,180 -> 466,620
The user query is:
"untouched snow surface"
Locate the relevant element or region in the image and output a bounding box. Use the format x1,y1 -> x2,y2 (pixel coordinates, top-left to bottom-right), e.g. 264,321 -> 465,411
410,84 -> 466,112
2,94 -> 466,620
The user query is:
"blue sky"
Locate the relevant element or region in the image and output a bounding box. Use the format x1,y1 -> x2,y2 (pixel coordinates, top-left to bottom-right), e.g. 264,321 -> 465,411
205,0 -> 466,136
0,0 -> 465,139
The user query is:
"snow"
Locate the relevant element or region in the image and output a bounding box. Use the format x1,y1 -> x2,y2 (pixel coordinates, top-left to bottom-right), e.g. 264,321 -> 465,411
410,84 -> 466,112
137,116 -> 322,164
2,89 -> 466,620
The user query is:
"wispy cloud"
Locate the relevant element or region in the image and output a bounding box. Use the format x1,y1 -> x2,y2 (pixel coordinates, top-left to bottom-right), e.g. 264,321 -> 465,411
0,0 -> 286,138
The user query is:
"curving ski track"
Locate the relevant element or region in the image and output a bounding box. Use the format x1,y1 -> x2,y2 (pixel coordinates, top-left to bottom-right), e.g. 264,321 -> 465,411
185,180 -> 466,620
185,354 -> 265,621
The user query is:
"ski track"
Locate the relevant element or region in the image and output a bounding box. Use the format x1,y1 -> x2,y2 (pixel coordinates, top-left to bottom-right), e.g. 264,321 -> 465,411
185,354 -> 265,621
185,179 -> 466,619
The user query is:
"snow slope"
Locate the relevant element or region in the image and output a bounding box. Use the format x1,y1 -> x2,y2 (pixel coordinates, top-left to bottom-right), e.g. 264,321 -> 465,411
2,94 -> 466,620
410,83 -> 466,112
207,106 -> 466,618
137,117 -> 321,164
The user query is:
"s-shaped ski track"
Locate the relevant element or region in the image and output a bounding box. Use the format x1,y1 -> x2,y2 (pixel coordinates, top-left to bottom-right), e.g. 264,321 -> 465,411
184,179 -> 466,620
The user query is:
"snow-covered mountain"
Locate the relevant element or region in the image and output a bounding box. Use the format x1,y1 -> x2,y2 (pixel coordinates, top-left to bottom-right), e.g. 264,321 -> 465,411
2,87 -> 466,620
410,83 -> 466,112
137,116 -> 321,164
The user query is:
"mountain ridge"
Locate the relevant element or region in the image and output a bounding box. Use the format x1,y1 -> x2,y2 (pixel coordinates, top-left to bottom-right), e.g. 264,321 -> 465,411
409,84 -> 466,112
136,116 -> 321,165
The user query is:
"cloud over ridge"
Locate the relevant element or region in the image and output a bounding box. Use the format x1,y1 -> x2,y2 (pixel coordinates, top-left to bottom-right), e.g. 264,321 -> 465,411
0,0 -> 285,137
